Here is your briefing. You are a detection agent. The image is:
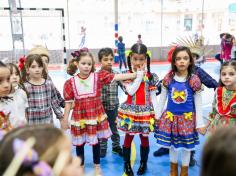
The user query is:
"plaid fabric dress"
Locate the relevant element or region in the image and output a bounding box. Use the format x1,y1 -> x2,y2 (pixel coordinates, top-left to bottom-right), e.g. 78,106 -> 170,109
63,70 -> 114,146
117,72 -> 159,136
24,80 -> 63,125
208,87 -> 236,132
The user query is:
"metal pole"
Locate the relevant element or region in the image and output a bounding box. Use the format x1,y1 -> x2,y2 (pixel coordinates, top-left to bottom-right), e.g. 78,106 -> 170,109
201,0 -> 204,36
114,0 -> 118,60
19,0 -> 25,56
160,0 -> 163,60
66,0 -> 71,50
8,0 -> 25,63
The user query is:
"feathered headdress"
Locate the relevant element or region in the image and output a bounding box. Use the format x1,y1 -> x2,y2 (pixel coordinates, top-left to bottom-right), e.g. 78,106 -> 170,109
172,35 -> 212,57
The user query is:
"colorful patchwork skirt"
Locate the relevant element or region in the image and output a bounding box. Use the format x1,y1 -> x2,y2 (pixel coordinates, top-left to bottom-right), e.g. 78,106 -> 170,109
154,111 -> 199,150
117,103 -> 155,136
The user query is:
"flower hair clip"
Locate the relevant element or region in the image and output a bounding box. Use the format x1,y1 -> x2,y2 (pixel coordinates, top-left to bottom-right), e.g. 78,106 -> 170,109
7,138 -> 54,176
71,47 -> 89,58
0,111 -> 12,132
18,56 -> 26,71
167,45 -> 178,63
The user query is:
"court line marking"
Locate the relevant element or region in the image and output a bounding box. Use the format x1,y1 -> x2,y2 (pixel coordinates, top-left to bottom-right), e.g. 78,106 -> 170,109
122,142 -> 136,176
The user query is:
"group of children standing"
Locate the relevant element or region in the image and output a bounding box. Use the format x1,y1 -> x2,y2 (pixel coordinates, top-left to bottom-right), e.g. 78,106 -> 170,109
0,42 -> 235,176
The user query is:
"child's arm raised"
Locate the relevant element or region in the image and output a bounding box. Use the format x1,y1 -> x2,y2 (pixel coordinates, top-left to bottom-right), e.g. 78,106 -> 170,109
113,72 -> 137,81
125,71 -> 144,96
113,64 -> 145,81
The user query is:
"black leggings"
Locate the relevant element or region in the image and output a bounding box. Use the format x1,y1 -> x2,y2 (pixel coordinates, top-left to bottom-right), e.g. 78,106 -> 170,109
76,143 -> 100,165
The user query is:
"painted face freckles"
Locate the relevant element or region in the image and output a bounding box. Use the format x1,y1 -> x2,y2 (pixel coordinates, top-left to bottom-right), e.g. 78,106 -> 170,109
131,53 -> 146,71
0,67 -> 11,97
174,51 -> 191,73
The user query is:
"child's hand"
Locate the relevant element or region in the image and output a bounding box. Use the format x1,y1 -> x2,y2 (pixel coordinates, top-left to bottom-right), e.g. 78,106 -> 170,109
71,102 -> 75,110
137,64 -> 146,71
196,127 -> 207,135
60,118 -> 69,130
60,157 -> 83,176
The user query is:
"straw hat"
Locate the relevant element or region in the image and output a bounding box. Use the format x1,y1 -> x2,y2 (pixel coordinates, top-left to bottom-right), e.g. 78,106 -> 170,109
28,45 -> 49,58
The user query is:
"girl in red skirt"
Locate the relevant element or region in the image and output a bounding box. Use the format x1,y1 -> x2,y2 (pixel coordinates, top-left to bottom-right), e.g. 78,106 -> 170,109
61,48 -> 140,176
117,43 -> 159,176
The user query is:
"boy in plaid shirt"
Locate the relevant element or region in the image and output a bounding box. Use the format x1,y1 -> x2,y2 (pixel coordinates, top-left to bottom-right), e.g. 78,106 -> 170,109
98,47 -> 126,158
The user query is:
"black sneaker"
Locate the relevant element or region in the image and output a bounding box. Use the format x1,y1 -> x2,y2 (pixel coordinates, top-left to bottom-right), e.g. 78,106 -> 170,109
189,151 -> 196,167
100,149 -> 107,158
153,147 -> 169,157
112,147 -> 123,157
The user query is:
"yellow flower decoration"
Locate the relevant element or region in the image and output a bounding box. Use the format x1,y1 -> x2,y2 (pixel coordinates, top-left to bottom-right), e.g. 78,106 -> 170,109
166,111 -> 174,122
120,115 -> 133,130
147,50 -> 152,58
122,114 -> 128,119
150,125 -> 154,132
150,118 -> 155,125
149,118 -> 155,131
80,120 -> 86,129
184,112 -> 193,121
143,75 -> 149,82
172,91 -> 185,100
120,120 -> 125,126
125,50 -> 132,57
97,114 -> 102,123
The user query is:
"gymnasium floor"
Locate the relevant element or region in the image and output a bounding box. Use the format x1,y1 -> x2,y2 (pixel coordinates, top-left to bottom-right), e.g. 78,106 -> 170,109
50,60 -> 220,176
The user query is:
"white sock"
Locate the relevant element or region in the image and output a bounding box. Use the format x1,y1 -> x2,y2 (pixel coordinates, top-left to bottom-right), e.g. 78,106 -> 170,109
181,150 -> 191,166
170,147 -> 178,163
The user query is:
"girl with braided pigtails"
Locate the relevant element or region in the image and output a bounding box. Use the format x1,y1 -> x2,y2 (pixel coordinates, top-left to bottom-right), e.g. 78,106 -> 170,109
117,43 -> 159,176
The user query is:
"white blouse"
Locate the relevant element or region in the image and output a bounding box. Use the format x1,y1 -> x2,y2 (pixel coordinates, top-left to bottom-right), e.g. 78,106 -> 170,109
9,87 -> 28,127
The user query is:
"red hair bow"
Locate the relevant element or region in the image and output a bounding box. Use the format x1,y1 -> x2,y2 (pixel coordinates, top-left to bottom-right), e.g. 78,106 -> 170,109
71,47 -> 89,58
18,56 -> 26,71
167,46 -> 177,63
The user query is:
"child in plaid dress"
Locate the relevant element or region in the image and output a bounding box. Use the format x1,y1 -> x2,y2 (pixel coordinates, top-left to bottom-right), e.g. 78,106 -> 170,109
28,45 -> 65,108
21,54 -> 63,125
61,48 -> 139,176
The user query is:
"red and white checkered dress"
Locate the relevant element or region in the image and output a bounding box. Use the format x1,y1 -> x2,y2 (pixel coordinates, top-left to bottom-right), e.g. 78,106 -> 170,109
63,70 -> 114,146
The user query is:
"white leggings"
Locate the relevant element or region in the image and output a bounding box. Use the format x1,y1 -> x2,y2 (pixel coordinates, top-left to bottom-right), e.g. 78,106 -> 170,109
169,147 -> 191,166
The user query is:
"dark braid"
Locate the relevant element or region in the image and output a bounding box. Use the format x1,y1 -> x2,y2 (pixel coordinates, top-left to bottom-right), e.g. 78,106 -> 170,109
146,54 -> 153,81
127,55 -> 132,73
